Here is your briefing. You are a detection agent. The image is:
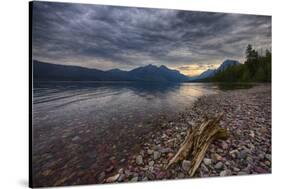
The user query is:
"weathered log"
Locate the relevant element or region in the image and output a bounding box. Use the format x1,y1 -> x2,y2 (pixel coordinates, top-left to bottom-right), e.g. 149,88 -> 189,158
165,113 -> 228,177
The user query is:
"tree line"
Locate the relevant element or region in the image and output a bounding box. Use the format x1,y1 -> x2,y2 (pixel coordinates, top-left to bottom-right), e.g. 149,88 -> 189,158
208,44 -> 271,82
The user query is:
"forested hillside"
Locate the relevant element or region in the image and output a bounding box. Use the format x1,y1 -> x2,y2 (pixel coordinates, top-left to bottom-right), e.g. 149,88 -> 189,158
208,45 -> 271,82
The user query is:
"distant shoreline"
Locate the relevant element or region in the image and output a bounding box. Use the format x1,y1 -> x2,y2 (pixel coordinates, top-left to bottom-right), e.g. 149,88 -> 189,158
33,80 -> 270,84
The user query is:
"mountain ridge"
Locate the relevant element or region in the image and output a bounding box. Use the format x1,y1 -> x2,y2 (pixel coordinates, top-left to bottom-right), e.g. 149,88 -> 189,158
189,59 -> 241,81
33,59 -> 240,82
33,60 -> 189,82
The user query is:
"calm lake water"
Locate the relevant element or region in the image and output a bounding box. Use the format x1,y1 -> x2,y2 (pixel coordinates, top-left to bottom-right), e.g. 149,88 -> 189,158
33,82 -> 221,129
31,82 -> 252,185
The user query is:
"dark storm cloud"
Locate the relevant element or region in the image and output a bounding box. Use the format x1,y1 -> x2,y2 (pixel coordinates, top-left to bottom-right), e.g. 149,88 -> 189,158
32,1 -> 271,74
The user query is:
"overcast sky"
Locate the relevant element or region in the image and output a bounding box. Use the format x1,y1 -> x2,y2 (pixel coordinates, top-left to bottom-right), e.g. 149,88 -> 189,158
32,2 -> 271,76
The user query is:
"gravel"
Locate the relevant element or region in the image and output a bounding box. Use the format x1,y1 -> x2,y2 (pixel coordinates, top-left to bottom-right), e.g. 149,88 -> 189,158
104,85 -> 271,183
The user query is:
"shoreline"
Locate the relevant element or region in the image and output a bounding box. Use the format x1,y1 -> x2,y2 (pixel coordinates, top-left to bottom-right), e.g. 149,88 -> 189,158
101,84 -> 271,183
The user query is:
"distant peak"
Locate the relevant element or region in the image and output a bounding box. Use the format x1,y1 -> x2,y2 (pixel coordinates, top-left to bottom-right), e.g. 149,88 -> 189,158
222,59 -> 240,64
109,68 -> 121,71
159,65 -> 168,69
142,64 -> 158,69
217,59 -> 240,72
146,64 -> 156,67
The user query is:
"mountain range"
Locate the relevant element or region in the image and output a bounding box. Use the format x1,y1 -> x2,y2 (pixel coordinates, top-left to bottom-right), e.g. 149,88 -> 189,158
33,59 -> 240,82
189,60 -> 241,81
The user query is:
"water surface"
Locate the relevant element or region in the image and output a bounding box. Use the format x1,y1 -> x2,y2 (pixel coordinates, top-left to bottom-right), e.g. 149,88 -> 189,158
32,82 -> 236,185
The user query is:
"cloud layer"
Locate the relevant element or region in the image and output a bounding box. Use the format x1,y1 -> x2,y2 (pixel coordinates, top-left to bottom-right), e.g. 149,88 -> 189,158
32,2 -> 271,76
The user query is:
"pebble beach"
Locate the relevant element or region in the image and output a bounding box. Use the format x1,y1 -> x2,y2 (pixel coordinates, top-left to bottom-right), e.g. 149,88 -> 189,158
101,84 -> 272,183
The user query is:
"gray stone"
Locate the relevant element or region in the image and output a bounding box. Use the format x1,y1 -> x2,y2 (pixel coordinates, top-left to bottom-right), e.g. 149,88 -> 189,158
71,136 -> 80,142
217,148 -> 224,153
220,169 -> 232,177
237,171 -> 247,175
118,174 -> 125,182
142,177 -> 148,181
258,153 -> 265,160
106,174 -> 120,183
182,160 -> 191,171
200,163 -> 209,172
229,150 -> 239,158
130,176 -> 138,182
203,158 -> 212,166
221,141 -> 228,150
177,173 -> 185,179
147,149 -> 154,155
145,171 -> 155,180
125,170 -> 132,176
160,148 -> 172,153
225,161 -> 231,166
265,154 -> 271,160
249,130 -> 255,138
153,151 -> 161,160
213,153 -> 223,161
239,149 -> 250,159
98,172 -> 105,182
118,168 -> 124,174
136,155 -> 143,165
148,166 -> 154,172
214,162 -> 224,170
148,161 -> 154,166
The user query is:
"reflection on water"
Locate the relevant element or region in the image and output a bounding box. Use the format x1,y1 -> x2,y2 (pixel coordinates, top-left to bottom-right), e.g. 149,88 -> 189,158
33,82 -> 219,131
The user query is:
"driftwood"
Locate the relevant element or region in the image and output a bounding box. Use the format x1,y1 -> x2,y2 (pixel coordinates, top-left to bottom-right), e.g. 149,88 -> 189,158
165,113 -> 228,177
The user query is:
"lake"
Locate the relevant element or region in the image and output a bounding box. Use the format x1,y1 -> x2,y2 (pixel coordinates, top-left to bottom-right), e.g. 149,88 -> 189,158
31,82 -> 251,185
